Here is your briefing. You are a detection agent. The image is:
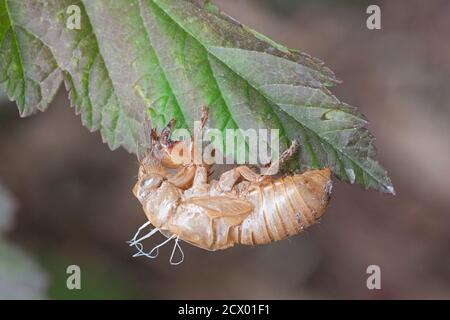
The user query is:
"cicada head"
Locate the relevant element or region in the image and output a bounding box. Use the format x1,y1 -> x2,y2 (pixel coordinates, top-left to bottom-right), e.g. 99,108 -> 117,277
143,123 -> 193,169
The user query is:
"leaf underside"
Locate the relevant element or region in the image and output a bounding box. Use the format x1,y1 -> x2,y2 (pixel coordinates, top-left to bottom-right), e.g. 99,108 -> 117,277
0,0 -> 394,194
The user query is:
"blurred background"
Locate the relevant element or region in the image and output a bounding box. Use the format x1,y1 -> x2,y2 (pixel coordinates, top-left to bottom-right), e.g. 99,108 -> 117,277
0,0 -> 449,299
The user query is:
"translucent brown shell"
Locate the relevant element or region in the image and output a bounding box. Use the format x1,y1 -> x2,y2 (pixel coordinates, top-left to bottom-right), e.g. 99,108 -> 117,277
130,109 -> 332,261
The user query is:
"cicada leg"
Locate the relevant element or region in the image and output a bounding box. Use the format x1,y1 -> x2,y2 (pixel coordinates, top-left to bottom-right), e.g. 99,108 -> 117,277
190,106 -> 209,165
217,166 -> 269,192
213,140 -> 299,193
184,165 -> 211,197
160,118 -> 177,148
261,139 -> 300,176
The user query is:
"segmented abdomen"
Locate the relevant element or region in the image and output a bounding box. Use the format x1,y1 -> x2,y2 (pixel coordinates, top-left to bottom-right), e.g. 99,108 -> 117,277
236,169 -> 332,246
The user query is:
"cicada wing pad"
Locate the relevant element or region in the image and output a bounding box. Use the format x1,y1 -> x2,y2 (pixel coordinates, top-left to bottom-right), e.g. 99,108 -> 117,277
182,196 -> 254,227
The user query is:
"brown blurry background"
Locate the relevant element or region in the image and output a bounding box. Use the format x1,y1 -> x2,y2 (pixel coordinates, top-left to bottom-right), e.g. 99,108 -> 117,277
0,0 -> 449,299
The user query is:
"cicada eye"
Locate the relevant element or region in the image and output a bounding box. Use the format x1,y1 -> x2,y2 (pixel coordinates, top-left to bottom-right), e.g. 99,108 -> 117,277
141,175 -> 163,190
135,174 -> 164,202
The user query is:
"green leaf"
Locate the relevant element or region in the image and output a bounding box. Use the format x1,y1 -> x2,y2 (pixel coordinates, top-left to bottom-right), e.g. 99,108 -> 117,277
0,0 -> 394,194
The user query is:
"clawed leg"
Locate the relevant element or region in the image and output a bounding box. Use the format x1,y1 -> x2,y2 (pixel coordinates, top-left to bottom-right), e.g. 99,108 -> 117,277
160,118 -> 177,147
200,106 -> 208,130
184,106 -> 212,195
217,140 -> 300,192
192,106 -> 208,147
184,165 -> 210,196
218,166 -> 268,192
261,140 -> 300,176
193,165 -> 209,186
191,106 -> 209,164
159,107 -> 212,189
148,106 -> 208,153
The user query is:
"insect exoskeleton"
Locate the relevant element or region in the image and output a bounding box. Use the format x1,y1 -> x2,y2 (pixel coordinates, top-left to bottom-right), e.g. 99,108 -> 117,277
129,107 -> 332,264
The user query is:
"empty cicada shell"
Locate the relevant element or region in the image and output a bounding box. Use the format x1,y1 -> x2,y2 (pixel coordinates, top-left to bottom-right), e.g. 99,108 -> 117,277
129,108 -> 332,264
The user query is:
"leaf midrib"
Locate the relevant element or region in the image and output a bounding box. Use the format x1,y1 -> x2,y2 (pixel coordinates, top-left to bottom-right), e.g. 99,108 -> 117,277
141,0 -> 259,155
135,1 -> 188,131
